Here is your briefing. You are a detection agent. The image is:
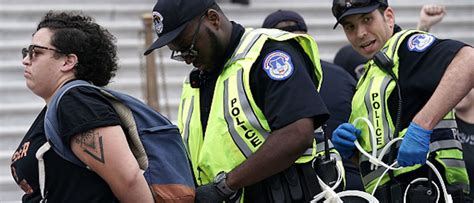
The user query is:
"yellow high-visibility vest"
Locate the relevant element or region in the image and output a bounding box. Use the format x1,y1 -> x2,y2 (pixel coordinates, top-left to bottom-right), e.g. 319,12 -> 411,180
178,28 -> 323,186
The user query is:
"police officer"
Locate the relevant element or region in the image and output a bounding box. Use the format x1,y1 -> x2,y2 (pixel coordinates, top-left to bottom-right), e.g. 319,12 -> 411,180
330,0 -> 474,202
262,9 -> 363,193
144,0 -> 330,202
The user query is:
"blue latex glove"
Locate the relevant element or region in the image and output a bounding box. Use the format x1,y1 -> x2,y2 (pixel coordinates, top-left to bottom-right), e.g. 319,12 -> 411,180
332,123 -> 361,159
397,122 -> 432,167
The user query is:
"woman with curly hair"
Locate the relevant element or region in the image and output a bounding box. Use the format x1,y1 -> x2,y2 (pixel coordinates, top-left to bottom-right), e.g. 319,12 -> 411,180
11,11 -> 153,202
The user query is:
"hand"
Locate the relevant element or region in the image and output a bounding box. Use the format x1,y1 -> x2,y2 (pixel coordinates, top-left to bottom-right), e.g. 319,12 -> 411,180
331,123 -> 361,159
397,122 -> 432,167
196,183 -> 227,203
417,4 -> 446,32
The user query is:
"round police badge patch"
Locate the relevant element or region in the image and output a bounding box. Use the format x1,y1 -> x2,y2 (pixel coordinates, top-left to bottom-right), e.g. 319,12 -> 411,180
407,34 -> 436,52
262,50 -> 294,80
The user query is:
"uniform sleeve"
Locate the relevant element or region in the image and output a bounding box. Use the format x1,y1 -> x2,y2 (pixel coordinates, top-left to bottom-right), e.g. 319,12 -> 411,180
250,39 -> 329,130
56,86 -> 122,145
389,34 -> 467,129
398,36 -> 466,94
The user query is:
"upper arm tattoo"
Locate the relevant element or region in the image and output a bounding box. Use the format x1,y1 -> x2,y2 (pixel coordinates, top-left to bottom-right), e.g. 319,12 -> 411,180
73,130 -> 106,164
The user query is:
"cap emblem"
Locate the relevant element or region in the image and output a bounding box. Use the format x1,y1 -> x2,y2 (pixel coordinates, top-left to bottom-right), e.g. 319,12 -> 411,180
152,11 -> 164,35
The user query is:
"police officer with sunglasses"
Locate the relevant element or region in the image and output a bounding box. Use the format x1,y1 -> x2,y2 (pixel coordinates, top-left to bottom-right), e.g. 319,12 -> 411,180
330,0 -> 474,202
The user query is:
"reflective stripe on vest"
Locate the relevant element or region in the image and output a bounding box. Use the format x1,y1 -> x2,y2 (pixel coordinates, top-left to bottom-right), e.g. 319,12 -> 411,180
223,69 -> 268,157
182,96 -> 194,153
434,111 -> 457,129
228,30 -> 289,65
434,120 -> 457,129
434,148 -> 470,194
430,140 -> 463,153
364,76 -> 393,149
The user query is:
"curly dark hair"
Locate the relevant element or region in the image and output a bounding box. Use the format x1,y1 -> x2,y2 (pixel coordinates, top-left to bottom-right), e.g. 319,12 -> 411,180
37,11 -> 118,86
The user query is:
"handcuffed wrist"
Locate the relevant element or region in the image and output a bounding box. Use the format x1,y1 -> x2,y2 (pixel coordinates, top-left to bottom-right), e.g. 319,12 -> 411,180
213,171 -> 236,197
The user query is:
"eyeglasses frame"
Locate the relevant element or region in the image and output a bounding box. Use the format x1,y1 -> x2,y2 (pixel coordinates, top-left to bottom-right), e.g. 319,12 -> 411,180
170,14 -> 207,62
22,44 -> 64,60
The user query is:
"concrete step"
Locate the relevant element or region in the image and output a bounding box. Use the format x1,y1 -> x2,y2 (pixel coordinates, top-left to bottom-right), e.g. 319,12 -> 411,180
1,1 -> 472,23
0,151 -> 14,177
0,125 -> 27,151
0,56 -> 190,83
0,3 -> 151,22
2,2 -> 471,63
0,150 -> 22,201
0,60 -> 159,85
0,38 -> 145,61
0,100 -> 181,129
0,78 -> 183,116
3,1 -> 469,29
1,21 -> 145,41
0,100 -> 180,137
0,0 -> 154,4
0,68 -> 186,98
0,174 -> 22,202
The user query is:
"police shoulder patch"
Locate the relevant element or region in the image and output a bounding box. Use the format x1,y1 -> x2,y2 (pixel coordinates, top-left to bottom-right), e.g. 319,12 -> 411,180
407,34 -> 436,52
262,50 -> 294,81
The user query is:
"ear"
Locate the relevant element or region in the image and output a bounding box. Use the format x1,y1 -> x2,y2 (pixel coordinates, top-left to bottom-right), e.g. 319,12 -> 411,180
384,7 -> 395,30
61,53 -> 79,72
205,9 -> 221,29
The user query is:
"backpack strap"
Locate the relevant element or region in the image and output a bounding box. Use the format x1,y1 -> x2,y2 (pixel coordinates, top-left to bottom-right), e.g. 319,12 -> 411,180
35,142 -> 51,201
44,80 -> 96,168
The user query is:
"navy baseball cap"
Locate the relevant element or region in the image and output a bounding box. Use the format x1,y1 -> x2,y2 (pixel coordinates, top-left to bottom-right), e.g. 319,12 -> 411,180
144,0 -> 215,55
332,0 -> 388,29
262,10 -> 307,32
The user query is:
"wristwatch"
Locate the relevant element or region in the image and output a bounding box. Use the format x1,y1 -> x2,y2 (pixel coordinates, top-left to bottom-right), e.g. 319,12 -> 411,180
214,171 -> 236,197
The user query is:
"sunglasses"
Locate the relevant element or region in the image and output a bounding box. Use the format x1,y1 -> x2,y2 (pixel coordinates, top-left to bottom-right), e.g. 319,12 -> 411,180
332,0 -> 386,19
21,44 -> 63,59
170,14 -> 206,62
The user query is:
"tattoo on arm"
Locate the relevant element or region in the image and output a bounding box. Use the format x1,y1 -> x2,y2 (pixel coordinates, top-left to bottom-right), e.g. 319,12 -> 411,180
73,130 -> 105,164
